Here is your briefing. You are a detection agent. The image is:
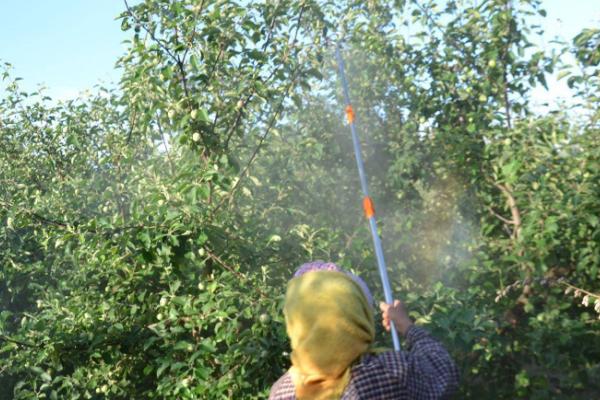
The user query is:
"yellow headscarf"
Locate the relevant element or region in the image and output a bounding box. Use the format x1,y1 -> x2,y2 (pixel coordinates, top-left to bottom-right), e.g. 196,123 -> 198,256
284,270 -> 375,400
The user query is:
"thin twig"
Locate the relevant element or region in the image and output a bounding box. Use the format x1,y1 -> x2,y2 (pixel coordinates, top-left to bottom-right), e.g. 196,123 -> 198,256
156,113 -> 175,172
486,205 -> 515,225
494,183 -> 521,239
209,74 -> 295,218
209,5 -> 307,216
0,334 -> 38,348
123,0 -> 179,64
0,199 -> 70,228
204,248 -> 268,298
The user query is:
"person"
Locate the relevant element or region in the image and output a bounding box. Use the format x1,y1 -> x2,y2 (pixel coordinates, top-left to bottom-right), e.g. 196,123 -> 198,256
269,261 -> 459,400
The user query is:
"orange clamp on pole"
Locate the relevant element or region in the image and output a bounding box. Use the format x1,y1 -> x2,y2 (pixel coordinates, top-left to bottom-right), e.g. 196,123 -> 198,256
362,196 -> 375,218
345,105 -> 355,124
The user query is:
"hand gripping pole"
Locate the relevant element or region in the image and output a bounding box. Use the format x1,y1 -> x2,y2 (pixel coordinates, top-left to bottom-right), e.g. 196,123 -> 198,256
335,44 -> 401,351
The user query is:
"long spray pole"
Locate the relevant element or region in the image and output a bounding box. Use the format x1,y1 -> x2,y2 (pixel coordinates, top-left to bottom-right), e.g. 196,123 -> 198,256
335,45 -> 401,351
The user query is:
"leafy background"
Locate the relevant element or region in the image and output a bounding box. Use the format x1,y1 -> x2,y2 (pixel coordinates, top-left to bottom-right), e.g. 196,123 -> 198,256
1,0 -> 599,398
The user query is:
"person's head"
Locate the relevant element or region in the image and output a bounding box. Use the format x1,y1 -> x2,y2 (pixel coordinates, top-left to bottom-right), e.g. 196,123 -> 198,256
284,261 -> 375,399
293,260 -> 374,307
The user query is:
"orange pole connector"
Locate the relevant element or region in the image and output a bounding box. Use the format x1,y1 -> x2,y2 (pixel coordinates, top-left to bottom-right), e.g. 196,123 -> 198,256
362,196 -> 375,218
345,105 -> 355,124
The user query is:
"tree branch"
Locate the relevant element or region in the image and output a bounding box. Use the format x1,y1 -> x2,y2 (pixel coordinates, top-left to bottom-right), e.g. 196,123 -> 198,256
156,113 -> 175,173
209,6 -> 307,216
0,334 -> 38,348
123,0 -> 179,64
486,204 -> 516,225
502,0 -> 513,129
204,248 -> 267,298
494,182 -> 521,239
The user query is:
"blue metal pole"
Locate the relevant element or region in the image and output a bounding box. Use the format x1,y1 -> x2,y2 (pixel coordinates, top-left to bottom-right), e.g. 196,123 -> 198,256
335,44 -> 401,351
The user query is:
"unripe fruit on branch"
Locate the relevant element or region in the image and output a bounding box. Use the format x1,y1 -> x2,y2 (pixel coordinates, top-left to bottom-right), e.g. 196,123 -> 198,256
259,313 -> 270,324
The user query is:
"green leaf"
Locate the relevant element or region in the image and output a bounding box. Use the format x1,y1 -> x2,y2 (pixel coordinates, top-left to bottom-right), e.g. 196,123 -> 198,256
515,370 -> 530,389
174,341 -> 193,351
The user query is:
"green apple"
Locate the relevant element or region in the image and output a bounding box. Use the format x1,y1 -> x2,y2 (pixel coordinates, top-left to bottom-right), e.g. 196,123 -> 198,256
259,313 -> 270,324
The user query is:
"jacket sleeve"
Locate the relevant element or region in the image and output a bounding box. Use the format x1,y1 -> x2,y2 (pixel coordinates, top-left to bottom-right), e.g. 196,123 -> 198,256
268,371 -> 295,400
385,325 -> 459,399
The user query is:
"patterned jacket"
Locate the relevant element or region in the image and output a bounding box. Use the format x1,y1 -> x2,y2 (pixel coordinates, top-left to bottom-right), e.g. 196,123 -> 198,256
269,326 -> 459,399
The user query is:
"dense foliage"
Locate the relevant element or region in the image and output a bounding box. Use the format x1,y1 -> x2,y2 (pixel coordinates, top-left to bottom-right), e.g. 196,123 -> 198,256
1,0 -> 599,399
